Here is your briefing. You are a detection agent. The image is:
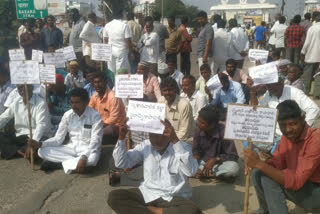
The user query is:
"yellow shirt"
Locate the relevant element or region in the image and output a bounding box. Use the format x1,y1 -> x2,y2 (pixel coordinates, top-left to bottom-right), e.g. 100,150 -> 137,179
165,26 -> 185,54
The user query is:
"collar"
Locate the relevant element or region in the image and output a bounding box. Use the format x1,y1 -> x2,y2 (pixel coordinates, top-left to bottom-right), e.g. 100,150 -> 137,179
199,124 -> 221,138
151,142 -> 174,156
167,95 -> 179,110
222,80 -> 233,92
297,123 -> 311,142
18,94 -> 37,105
96,88 -> 110,100
72,106 -> 90,119
168,26 -> 177,32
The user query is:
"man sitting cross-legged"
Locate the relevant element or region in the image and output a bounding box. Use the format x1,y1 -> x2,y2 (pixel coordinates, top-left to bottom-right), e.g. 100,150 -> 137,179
29,88 -> 103,174
244,100 -> 320,214
108,120 -> 202,214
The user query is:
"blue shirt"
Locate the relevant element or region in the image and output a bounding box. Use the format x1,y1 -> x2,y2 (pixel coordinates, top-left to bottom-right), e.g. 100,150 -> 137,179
211,81 -> 245,108
40,27 -> 63,52
49,89 -> 71,126
254,26 -> 266,41
84,83 -> 96,98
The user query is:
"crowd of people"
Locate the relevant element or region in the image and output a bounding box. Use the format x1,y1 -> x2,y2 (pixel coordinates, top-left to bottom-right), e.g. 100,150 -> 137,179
0,7 -> 320,214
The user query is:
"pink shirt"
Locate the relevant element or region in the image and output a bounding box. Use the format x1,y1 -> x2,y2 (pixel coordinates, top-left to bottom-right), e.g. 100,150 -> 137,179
144,73 -> 161,102
223,69 -> 248,84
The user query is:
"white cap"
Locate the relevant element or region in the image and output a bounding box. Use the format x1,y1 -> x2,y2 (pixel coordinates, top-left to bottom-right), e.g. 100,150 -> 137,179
158,62 -> 169,75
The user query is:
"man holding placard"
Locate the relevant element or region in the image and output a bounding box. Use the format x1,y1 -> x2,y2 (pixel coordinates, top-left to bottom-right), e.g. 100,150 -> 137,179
244,100 -> 320,214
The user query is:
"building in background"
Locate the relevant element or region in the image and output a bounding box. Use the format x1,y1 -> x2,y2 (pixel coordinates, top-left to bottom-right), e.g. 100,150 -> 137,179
305,0 -> 320,14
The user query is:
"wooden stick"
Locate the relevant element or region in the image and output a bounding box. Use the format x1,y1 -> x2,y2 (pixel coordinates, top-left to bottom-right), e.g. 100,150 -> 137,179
244,140 -> 253,214
45,84 -> 48,104
126,131 -> 131,151
101,61 -> 103,72
24,84 -> 34,170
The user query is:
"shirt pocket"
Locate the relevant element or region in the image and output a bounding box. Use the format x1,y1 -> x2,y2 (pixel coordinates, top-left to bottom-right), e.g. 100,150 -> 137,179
82,126 -> 92,139
170,112 -> 180,131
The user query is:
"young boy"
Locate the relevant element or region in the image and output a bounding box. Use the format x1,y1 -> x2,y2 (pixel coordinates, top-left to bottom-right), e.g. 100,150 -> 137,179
196,63 -> 214,101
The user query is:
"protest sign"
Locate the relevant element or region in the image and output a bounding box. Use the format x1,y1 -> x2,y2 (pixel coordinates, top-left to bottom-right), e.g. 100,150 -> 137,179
9,49 -> 26,61
62,46 -> 77,61
206,74 -> 222,91
115,75 -> 144,98
91,43 -> 112,61
248,49 -> 269,64
224,104 -> 278,144
248,62 -> 278,86
43,52 -> 66,68
127,101 -> 166,134
9,61 -> 40,84
39,64 -> 56,84
32,49 -> 43,63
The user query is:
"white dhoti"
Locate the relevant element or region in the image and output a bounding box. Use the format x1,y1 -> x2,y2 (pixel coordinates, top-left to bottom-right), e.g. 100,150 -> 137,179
107,51 -> 129,74
38,146 -> 100,174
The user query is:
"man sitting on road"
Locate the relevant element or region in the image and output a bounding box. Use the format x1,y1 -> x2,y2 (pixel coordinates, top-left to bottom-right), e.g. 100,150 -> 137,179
244,100 -> 320,214
29,88 -> 103,174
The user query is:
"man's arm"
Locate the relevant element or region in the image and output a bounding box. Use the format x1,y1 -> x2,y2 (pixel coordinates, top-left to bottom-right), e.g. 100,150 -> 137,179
235,83 -> 246,104
33,101 -> 51,141
175,102 -> 193,141
103,96 -> 125,125
58,29 -> 63,48
203,26 -> 214,62
152,77 -> 162,102
247,77 -> 259,105
0,105 -> 14,129
219,139 -> 239,162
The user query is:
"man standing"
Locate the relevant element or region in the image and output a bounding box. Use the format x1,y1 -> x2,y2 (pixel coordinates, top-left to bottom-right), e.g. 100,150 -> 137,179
197,11 -> 214,72
180,16 -> 193,76
20,19 -> 40,60
254,21 -> 266,50
153,11 -> 169,63
301,12 -> 312,33
272,16 -> 287,58
268,14 -> 280,51
284,15 -> 305,64
40,15 -> 63,52
127,14 -> 142,74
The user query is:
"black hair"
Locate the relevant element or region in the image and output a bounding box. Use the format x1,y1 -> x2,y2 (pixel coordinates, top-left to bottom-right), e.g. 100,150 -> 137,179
198,105 -> 220,125
47,15 -> 55,21
144,16 -> 153,24
225,58 -> 237,67
279,16 -> 286,24
181,16 -> 188,25
93,71 -> 107,82
304,12 -> 311,20
160,77 -> 179,94
168,15 -> 175,22
228,18 -> 238,28
293,15 -> 301,24
113,9 -> 123,19
153,11 -> 161,21
182,75 -> 196,86
127,13 -> 134,21
277,100 -> 303,121
213,14 -> 221,23
218,72 -> 228,82
272,49 -> 281,58
70,88 -> 89,102
88,12 -> 96,19
26,18 -> 35,28
70,8 -> 80,16
197,11 -> 207,19
217,19 -> 226,28
261,21 -> 266,26
288,63 -> 302,75
200,63 -> 211,72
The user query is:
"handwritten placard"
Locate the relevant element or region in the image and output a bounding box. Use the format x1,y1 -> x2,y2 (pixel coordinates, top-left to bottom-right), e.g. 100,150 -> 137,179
206,74 -> 222,91
32,50 -> 43,63
9,61 -> 40,84
91,43 -> 112,61
115,75 -> 143,98
43,52 -> 66,68
9,49 -> 26,61
39,64 -> 56,84
248,49 -> 269,64
127,100 -> 166,134
224,104 -> 278,143
249,62 -> 278,86
62,46 -> 77,61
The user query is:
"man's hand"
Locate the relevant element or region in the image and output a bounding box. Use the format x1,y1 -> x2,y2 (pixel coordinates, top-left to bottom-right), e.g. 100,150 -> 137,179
240,51 -> 248,57
246,76 -> 256,89
24,146 -> 33,160
161,120 -> 179,144
28,139 -> 42,150
244,148 -> 261,169
118,120 -> 129,141
202,56 -> 208,64
193,155 -> 200,160
76,157 -> 87,174
203,158 -> 216,177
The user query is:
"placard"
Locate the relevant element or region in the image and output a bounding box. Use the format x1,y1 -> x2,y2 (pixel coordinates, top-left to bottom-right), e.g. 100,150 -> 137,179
43,52 -> 66,68
248,49 -> 269,64
91,43 -> 112,61
115,75 -> 144,98
39,64 -> 56,84
206,74 -> 222,91
249,62 -> 278,86
32,49 -> 43,63
9,61 -> 40,84
62,46 -> 77,61
224,104 -> 278,144
9,49 -> 26,61
127,100 -> 166,134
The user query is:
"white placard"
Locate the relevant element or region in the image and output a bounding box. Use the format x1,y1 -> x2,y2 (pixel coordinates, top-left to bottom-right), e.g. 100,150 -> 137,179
206,74 -> 222,91
115,75 -> 144,98
32,50 -> 43,63
249,62 -> 279,86
43,52 -> 66,68
9,49 -> 26,61
9,61 -> 40,85
39,64 -> 56,84
62,46 -> 77,61
91,43 -> 112,62
127,100 -> 166,134
48,0 -> 66,15
248,49 -> 269,64
224,104 -> 278,144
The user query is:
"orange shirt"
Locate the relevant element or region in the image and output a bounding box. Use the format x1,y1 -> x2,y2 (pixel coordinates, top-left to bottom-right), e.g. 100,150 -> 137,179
89,89 -> 126,126
268,124 -> 320,190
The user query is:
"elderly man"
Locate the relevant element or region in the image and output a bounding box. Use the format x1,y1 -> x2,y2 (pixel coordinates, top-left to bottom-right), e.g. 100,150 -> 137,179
108,120 -> 201,214
29,88 -> 103,174
244,100 -> 320,214
64,61 -> 85,89
284,64 -> 305,92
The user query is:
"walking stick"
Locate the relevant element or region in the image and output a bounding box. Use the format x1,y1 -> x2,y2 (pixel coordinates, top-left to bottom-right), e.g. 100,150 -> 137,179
24,84 -> 34,170
244,137 -> 253,214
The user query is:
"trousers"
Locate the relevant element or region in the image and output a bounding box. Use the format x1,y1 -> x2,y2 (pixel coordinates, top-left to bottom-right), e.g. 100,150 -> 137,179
303,63 -> 320,96
286,47 -> 301,64
180,52 -> 191,75
198,160 -> 239,178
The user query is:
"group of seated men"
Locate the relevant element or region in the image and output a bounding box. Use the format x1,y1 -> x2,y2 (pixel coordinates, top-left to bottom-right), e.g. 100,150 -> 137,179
0,56 -> 320,213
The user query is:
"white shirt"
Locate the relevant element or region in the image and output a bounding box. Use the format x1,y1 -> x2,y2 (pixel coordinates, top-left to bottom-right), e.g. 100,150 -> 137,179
272,24 -> 287,48
259,85 -> 320,135
113,139 -> 198,203
269,21 -> 279,45
212,23 -> 218,32
64,71 -> 85,88
0,94 -> 51,141
103,19 -> 132,57
213,28 -> 231,64
138,32 -> 159,64
79,20 -> 101,56
171,70 -> 184,89
229,27 -> 249,60
42,107 -> 103,158
180,90 -> 208,121
301,22 -> 320,63
0,81 -> 15,114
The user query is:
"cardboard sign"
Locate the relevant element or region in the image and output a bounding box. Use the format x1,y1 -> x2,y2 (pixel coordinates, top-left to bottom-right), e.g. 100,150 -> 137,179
43,52 -> 66,68
9,49 -> 26,61
206,74 -> 222,91
224,104 -> 278,144
127,100 -> 166,134
91,43 -> 112,61
115,75 -> 144,98
249,62 -> 279,86
62,46 -> 77,61
32,49 -> 43,63
9,61 -> 40,84
248,49 -> 269,64
39,64 -> 56,84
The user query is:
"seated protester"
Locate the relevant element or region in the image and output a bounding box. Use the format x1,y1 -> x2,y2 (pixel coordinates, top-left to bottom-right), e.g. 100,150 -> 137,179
29,88 -> 103,174
48,74 -> 71,133
244,100 -> 320,214
89,72 -> 126,144
181,75 -> 208,122
84,68 -> 97,98
196,63 -> 214,102
275,59 -> 291,77
0,85 -> 51,160
267,49 -> 281,63
284,64 -> 305,92
159,77 -> 194,142
168,58 -> 184,90
193,106 -> 239,182
248,72 -> 320,153
108,120 -> 202,214
64,61 -> 85,89
0,67 -> 15,115
136,61 -> 161,102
